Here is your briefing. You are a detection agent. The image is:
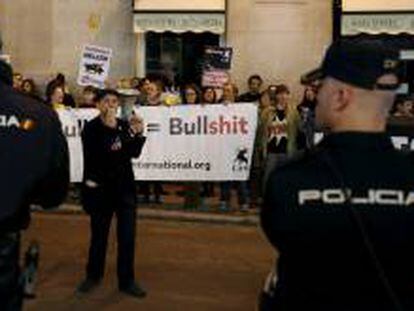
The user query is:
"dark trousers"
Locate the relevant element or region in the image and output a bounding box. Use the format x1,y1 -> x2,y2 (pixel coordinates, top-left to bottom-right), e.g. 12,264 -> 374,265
140,181 -> 162,200
0,233 -> 22,311
86,207 -> 137,288
220,181 -> 248,205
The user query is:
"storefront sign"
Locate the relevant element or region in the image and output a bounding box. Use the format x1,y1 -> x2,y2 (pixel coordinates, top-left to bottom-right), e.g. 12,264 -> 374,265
342,14 -> 414,35
134,13 -> 225,34
77,45 -> 112,89
57,104 -> 258,182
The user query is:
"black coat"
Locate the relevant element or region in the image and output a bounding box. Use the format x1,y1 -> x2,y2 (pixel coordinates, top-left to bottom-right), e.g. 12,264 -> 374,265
81,117 -> 146,211
261,132 -> 414,311
0,70 -> 69,305
0,81 -> 69,232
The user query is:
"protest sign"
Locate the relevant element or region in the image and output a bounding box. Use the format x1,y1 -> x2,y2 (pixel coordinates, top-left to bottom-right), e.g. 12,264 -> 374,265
77,45 -> 112,89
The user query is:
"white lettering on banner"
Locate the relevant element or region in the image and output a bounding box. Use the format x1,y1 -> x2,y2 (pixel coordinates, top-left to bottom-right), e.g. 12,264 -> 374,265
57,104 -> 258,182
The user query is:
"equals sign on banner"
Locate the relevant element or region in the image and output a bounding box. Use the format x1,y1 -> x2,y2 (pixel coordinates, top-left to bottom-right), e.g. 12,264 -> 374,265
147,123 -> 161,133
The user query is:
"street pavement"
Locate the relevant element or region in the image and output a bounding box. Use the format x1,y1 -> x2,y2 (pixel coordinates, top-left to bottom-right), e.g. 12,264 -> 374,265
22,213 -> 274,311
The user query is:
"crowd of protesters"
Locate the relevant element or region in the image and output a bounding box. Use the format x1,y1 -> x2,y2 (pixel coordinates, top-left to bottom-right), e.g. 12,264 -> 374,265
11,71 -> 414,213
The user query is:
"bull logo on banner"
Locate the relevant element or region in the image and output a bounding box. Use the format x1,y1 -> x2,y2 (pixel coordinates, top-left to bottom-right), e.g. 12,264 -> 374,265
232,147 -> 249,172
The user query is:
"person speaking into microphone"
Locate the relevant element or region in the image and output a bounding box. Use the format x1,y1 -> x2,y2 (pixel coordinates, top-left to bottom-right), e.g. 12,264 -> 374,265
77,89 -> 147,298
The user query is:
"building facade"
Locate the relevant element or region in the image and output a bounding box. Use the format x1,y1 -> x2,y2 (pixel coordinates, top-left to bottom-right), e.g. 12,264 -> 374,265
0,0 -> 332,97
334,0 -> 414,96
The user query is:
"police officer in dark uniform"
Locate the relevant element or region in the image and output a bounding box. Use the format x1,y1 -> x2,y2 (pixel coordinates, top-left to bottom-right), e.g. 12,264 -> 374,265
0,59 -> 69,310
260,40 -> 414,310
77,89 -> 147,298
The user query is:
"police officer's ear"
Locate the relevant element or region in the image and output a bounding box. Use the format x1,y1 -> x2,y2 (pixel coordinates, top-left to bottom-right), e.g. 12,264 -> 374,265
332,82 -> 354,113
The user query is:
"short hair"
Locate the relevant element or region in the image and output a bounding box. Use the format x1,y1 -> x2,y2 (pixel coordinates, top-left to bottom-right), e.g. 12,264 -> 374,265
94,88 -> 120,103
248,74 -> 263,85
275,84 -> 290,94
83,85 -> 97,94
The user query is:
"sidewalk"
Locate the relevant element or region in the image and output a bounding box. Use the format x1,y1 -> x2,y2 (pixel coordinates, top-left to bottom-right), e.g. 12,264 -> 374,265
52,183 -> 261,226
34,203 -> 260,226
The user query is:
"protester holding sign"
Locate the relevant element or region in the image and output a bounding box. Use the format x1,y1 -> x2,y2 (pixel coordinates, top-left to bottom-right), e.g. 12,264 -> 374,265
77,89 -> 147,298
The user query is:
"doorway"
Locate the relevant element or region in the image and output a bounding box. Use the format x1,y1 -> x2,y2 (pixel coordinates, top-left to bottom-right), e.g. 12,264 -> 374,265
145,32 -> 220,88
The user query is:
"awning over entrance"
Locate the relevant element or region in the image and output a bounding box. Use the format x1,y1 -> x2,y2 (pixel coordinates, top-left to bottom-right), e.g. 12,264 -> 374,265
133,0 -> 225,34
342,14 -> 414,35
133,13 -> 225,34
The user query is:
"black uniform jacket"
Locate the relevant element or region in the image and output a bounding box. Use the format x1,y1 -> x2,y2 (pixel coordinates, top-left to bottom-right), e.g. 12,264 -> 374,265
81,117 -> 146,210
0,81 -> 69,232
261,132 -> 414,311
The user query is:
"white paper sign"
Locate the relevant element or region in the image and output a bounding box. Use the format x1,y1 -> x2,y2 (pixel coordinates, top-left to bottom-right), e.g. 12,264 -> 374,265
57,104 -> 258,182
201,70 -> 230,88
77,45 -> 112,88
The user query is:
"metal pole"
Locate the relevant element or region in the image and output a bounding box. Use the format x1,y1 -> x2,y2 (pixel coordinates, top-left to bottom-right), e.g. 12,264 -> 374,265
332,0 -> 342,42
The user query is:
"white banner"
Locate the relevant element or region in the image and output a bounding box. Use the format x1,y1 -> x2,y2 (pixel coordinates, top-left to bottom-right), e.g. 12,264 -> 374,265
77,45 -> 112,88
58,109 -> 100,183
58,104 -> 258,182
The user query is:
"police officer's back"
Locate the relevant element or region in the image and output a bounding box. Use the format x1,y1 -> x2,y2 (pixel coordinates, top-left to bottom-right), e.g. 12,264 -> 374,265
261,40 -> 414,310
0,60 -> 69,310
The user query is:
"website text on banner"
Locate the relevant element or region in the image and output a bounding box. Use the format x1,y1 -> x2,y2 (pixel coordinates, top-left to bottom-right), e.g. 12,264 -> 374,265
57,103 -> 258,182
